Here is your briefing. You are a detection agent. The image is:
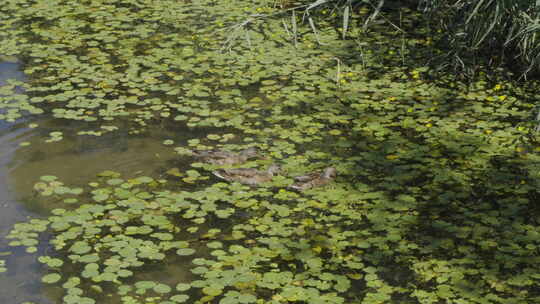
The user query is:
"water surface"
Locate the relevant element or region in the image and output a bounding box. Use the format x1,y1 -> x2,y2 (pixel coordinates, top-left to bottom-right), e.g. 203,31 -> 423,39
0,60 -> 187,304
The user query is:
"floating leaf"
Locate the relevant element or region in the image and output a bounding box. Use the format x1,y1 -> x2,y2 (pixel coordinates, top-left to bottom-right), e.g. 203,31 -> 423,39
40,176 -> 57,182
176,248 -> 195,256
153,283 -> 172,294
42,273 -> 62,284
202,286 -> 223,296
175,283 -> 191,292
170,294 -> 189,303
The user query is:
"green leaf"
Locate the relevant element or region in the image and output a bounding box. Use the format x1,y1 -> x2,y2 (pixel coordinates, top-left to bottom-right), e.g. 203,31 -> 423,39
176,248 -> 195,256
153,283 -> 172,294
40,175 -> 57,182
42,273 -> 62,284
170,294 -> 189,303
175,283 -> 191,292
202,286 -> 223,296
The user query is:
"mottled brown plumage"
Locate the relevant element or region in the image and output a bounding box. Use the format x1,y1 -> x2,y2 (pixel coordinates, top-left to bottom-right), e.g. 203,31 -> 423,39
289,167 -> 337,191
213,164 -> 281,186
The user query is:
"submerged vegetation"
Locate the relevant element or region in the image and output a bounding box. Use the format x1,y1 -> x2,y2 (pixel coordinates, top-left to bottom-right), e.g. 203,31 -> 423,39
0,0 -> 540,303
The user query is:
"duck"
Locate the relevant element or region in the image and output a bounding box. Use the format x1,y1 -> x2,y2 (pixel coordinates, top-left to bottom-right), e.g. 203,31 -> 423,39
213,164 -> 281,186
192,147 -> 259,166
289,167 -> 337,191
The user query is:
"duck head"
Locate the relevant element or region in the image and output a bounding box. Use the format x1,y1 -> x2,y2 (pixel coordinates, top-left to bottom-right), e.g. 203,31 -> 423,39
322,167 -> 337,179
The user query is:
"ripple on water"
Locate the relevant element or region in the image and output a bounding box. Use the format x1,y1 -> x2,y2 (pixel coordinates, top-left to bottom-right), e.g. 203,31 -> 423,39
0,60 -> 56,304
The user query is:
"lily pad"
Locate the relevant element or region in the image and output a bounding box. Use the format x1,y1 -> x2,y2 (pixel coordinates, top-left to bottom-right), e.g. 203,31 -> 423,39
42,273 -> 62,284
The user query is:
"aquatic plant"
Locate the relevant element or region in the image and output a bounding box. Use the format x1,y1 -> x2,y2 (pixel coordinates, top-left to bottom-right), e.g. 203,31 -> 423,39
0,259 -> 6,273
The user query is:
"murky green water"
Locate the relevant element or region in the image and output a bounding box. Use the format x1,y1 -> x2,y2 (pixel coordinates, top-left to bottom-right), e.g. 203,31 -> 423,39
0,61 -> 195,303
0,120 -> 197,304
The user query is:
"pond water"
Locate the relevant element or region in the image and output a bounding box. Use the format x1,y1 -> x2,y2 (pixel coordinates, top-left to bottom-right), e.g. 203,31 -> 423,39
0,60 -> 50,304
0,61 -> 188,303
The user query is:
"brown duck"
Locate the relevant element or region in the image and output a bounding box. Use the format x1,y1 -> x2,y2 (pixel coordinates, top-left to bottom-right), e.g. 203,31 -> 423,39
192,147 -> 259,166
289,167 -> 337,191
213,164 -> 281,186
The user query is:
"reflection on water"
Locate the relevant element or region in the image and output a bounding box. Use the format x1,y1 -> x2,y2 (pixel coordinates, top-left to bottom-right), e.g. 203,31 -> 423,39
0,126 -> 54,304
0,59 -> 54,304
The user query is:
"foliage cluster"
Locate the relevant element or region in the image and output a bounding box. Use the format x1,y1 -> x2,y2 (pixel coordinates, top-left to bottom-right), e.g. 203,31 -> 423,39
289,0 -> 540,78
419,0 -> 540,78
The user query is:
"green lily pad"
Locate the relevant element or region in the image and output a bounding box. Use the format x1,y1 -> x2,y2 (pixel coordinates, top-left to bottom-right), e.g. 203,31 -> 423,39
176,248 -> 195,256
42,273 -> 62,284
170,294 -> 189,303
40,175 -> 58,182
175,283 -> 191,292
153,283 -> 172,294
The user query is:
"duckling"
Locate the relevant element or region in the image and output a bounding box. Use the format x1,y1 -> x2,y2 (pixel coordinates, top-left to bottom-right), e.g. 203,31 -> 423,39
213,164 -> 281,186
192,147 -> 259,166
289,167 -> 337,191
